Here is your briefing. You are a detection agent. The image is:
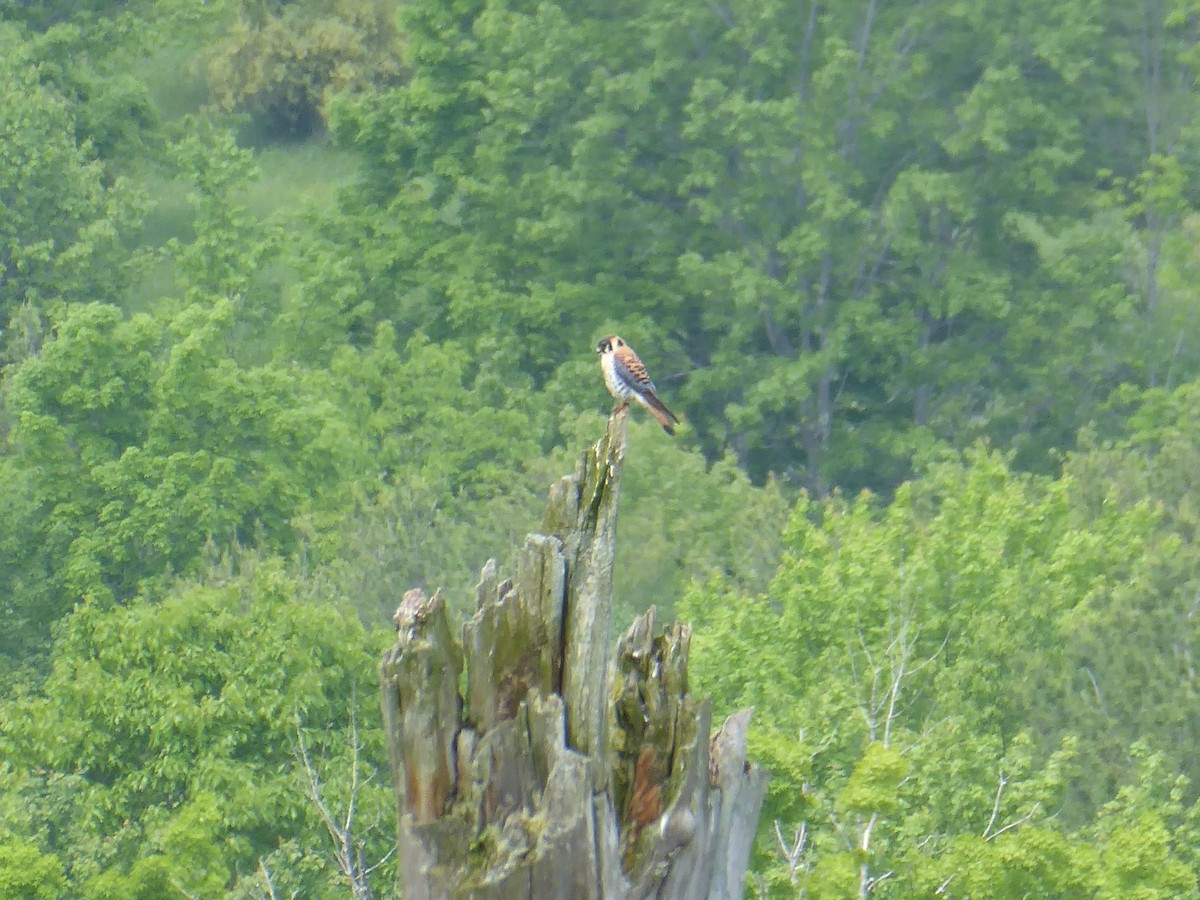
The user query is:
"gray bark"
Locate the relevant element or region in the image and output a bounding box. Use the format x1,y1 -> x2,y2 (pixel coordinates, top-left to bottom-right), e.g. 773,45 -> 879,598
379,410 -> 768,899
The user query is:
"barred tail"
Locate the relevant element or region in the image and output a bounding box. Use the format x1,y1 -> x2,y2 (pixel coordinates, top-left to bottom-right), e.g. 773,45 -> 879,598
643,392 -> 680,435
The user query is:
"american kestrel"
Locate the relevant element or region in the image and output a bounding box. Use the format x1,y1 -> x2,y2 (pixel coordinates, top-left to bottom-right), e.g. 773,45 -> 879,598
596,335 -> 680,435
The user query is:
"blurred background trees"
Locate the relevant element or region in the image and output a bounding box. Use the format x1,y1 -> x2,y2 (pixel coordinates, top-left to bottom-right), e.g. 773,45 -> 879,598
2,0 -> 1200,895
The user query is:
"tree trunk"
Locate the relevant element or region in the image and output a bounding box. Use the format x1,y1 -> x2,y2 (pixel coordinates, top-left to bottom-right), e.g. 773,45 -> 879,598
379,410 -> 768,899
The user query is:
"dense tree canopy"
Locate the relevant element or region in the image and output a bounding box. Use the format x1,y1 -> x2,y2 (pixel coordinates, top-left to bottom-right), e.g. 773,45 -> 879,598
2,0 -> 1199,895
0,558 -> 395,897
683,442 -> 1200,895
0,27 -> 144,340
319,0 -> 1200,492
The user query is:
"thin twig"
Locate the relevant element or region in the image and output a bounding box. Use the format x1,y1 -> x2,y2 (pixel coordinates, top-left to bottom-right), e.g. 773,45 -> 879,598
982,771 -> 1006,838
986,803 -> 1040,841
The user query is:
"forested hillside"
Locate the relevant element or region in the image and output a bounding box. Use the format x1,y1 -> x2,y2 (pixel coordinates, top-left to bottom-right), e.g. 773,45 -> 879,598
1,0 -> 1198,895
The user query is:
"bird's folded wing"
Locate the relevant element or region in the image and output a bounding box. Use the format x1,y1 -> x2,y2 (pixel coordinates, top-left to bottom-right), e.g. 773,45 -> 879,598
613,348 -> 657,394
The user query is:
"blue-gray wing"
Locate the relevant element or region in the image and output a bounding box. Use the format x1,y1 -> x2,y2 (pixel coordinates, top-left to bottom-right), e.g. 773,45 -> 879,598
613,345 -> 658,395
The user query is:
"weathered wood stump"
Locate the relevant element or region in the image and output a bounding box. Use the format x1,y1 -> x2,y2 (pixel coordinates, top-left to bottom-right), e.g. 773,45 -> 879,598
380,412 -> 768,899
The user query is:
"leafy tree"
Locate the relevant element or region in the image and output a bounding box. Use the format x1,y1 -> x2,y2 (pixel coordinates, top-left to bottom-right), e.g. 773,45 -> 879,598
0,26 -> 144,339
23,21 -> 162,164
0,303 -> 163,657
318,0 -> 1200,494
302,321 -> 549,618
0,297 -> 355,641
205,0 -> 406,140
682,446 -> 1199,894
1,121 -> 343,656
1059,382 -> 1200,810
0,556 -> 395,898
0,840 -> 66,900
314,0 -> 705,396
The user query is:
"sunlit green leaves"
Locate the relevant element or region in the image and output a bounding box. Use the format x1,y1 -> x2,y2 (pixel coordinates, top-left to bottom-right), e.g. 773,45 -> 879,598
685,447 -> 1196,895
0,29 -> 145,336
3,299 -> 354,613
0,557 -> 393,898
0,840 -> 66,900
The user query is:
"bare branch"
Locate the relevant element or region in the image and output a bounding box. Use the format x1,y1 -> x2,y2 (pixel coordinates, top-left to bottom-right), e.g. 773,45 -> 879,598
294,718 -> 342,849
258,859 -> 279,900
860,812 -> 879,853
293,712 -> 377,900
774,819 -> 809,885
364,844 -> 396,876
982,772 -> 1007,839
828,812 -> 854,850
867,870 -> 894,893
257,858 -> 298,900
882,624 -> 912,748
986,803 -> 1041,842
1083,667 -> 1111,719
851,613 -> 932,749
343,695 -> 362,837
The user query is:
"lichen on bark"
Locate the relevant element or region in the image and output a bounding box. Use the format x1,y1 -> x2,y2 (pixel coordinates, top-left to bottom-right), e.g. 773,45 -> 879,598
379,410 -> 768,899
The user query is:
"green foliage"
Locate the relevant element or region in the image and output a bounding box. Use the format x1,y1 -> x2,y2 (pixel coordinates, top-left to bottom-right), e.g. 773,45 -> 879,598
838,743 -> 909,817
316,0 -> 1200,494
1,303 -> 164,652
305,322 -> 550,617
0,557 -> 394,898
23,21 -> 164,163
1,121 -> 354,651
5,0 -> 1200,892
0,841 -> 66,900
0,27 -> 145,336
605,418 -> 788,622
1058,382 -> 1200,810
1,299 -> 354,632
205,0 -> 406,139
684,448 -> 1200,895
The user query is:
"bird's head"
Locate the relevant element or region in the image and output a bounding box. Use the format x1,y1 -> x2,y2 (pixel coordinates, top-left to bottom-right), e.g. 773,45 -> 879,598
596,335 -> 624,355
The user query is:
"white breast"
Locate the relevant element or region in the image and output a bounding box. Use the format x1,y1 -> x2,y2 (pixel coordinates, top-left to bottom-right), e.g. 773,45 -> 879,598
602,353 -> 631,400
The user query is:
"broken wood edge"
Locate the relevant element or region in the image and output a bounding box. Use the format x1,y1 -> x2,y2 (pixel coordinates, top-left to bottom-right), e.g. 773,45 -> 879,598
380,411 -> 768,898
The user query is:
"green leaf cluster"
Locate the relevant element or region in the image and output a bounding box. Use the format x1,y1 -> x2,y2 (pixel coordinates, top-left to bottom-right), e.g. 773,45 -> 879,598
205,0 -> 406,139
0,28 -> 144,338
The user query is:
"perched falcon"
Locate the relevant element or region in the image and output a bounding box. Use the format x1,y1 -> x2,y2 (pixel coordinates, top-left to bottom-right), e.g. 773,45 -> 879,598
596,335 -> 680,435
